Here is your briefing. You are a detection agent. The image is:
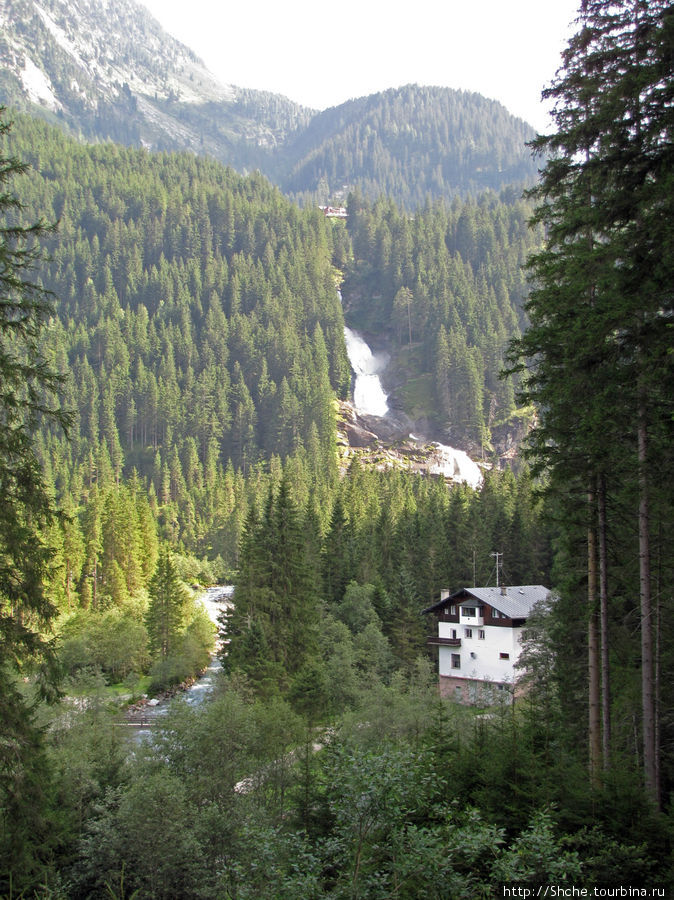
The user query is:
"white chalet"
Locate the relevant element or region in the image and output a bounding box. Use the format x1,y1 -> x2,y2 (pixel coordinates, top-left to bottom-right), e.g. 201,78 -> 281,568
423,585 -> 550,703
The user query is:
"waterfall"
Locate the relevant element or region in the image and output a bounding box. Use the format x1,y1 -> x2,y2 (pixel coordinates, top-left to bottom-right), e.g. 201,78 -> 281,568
343,326 -> 389,417
340,294 -> 482,488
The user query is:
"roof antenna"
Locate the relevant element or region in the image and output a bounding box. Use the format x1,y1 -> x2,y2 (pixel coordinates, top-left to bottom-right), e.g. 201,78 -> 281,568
490,551 -> 503,587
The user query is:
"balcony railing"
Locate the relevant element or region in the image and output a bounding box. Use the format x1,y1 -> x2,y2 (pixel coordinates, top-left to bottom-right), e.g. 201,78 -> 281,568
427,635 -> 461,647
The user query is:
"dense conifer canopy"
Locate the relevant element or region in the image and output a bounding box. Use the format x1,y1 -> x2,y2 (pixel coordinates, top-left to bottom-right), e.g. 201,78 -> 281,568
1,1 -> 674,885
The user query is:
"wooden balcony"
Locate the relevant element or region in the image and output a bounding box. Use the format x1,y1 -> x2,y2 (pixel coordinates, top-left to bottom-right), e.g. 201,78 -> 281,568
427,635 -> 461,647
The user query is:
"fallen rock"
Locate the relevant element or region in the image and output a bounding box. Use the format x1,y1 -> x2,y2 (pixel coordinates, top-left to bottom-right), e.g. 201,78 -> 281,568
344,420 -> 378,447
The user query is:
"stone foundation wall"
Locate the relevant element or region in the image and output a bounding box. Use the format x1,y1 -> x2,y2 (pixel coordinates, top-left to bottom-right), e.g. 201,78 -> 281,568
438,675 -> 515,705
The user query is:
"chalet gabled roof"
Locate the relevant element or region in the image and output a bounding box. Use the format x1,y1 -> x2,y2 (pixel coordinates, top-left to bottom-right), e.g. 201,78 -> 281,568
462,585 -> 549,619
422,585 -> 549,619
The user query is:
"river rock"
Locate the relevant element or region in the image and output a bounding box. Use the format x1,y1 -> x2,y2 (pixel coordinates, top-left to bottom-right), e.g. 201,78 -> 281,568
344,419 -> 378,447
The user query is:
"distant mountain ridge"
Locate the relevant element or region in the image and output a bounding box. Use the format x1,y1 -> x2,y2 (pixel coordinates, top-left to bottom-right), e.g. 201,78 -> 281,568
0,0 -> 539,206
0,0 -> 313,159
278,85 -> 538,207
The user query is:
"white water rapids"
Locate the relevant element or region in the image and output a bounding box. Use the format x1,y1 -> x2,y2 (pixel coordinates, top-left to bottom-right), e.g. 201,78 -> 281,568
342,318 -> 483,489
422,441 -> 483,489
184,585 -> 233,707
128,586 -> 233,740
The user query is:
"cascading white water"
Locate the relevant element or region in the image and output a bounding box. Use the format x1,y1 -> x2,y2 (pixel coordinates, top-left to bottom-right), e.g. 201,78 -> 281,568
420,440 -> 483,490
340,291 -> 482,488
343,326 -> 389,417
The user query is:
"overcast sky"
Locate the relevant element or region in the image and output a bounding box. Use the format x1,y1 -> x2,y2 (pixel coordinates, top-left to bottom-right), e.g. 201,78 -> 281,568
139,0 -> 580,133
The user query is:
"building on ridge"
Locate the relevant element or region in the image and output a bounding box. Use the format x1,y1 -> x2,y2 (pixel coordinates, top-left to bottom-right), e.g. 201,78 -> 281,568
422,584 -> 550,704
319,205 -> 348,218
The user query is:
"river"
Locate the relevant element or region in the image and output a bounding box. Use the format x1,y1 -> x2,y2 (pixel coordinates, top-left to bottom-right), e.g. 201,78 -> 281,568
127,585 -> 233,738
184,585 -> 233,706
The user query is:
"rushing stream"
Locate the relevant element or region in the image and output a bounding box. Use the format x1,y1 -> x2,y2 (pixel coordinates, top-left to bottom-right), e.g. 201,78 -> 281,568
127,585 -> 233,739
184,585 -> 233,706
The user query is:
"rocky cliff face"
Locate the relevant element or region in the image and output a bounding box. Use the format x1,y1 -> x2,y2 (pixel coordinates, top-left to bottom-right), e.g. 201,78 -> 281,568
337,400 -> 488,488
0,0 -> 232,107
0,0 -> 309,157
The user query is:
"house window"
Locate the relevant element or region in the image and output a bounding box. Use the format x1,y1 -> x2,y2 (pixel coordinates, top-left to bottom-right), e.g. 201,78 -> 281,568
500,652 -> 510,660
464,628 -> 472,638
463,606 -> 476,617
451,629 -> 457,639
478,629 -> 485,640
451,654 -> 461,669
450,605 -> 456,615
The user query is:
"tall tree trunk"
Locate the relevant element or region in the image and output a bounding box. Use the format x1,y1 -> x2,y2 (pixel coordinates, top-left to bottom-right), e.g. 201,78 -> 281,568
588,488 -> 601,787
638,388 -> 657,804
629,1 -> 658,808
597,474 -> 611,770
655,587 -> 661,801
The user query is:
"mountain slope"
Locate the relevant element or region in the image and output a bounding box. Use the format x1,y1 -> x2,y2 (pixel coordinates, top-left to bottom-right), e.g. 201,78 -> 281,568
2,111 -> 538,561
0,0 -> 539,206
3,111 -> 348,558
277,85 -> 539,207
0,0 -> 312,159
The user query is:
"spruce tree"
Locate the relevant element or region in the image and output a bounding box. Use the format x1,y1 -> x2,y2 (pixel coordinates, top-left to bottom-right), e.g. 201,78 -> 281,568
0,112 -> 70,675
322,495 -> 353,606
0,109 -> 70,891
507,1 -> 674,804
146,546 -> 188,660
224,475 -> 318,693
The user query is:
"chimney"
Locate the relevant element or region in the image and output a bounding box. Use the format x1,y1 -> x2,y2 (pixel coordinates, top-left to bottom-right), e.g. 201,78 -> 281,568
500,585 -> 507,596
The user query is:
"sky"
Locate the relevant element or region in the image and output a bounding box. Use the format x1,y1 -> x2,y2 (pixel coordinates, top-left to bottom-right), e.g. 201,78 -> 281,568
138,0 -> 580,134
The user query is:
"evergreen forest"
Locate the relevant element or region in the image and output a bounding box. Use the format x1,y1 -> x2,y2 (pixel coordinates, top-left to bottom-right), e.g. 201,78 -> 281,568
276,85 -> 539,208
1,1 -> 674,896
